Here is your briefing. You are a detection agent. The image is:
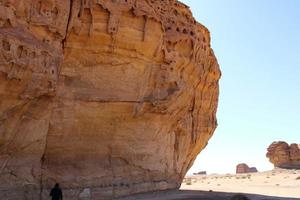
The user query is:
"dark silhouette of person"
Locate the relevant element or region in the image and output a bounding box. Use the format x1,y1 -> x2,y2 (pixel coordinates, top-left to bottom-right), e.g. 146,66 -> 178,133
49,183 -> 63,200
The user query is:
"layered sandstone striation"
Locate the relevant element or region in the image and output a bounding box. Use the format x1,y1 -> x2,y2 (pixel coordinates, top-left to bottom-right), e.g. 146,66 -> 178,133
267,141 -> 300,169
0,0 -> 221,199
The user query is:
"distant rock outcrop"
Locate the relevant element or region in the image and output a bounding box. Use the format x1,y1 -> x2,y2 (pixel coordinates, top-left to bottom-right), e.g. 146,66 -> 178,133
193,171 -> 207,175
236,163 -> 258,174
267,141 -> 300,169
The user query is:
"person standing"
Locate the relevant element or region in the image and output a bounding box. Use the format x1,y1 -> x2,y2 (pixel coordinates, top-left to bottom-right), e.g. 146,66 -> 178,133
49,183 -> 63,200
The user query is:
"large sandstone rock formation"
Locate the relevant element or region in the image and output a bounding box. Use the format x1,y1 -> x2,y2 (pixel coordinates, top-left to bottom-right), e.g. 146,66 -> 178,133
0,0 -> 221,199
267,141 -> 300,169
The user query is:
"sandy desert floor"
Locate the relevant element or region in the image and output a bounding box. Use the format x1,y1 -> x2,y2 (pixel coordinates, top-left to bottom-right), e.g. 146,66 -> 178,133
181,169 -> 300,199
118,169 -> 300,200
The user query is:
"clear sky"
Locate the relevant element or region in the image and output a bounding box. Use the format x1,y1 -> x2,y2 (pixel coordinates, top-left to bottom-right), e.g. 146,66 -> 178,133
180,0 -> 300,174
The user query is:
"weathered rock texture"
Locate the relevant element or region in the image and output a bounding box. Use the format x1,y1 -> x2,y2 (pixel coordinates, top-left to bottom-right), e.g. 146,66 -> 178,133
267,141 -> 300,169
0,0 -> 221,199
236,163 -> 258,174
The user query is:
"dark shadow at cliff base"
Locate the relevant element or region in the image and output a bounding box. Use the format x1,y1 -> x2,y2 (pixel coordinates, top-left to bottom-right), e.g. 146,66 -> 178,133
117,190 -> 300,200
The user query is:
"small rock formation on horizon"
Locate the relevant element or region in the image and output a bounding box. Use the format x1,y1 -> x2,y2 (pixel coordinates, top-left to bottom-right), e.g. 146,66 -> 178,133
0,0 -> 220,199
193,171 -> 207,175
267,141 -> 300,169
236,163 -> 258,174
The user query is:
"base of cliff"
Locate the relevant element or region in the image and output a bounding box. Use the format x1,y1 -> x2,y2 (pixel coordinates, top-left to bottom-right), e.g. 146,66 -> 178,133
117,190 -> 297,200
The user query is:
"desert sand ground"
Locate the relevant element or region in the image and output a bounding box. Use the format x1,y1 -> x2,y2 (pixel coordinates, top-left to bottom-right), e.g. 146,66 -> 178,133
118,169 -> 300,200
181,169 -> 300,199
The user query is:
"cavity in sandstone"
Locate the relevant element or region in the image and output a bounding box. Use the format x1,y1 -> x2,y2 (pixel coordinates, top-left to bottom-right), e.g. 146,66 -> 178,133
0,0 -> 221,199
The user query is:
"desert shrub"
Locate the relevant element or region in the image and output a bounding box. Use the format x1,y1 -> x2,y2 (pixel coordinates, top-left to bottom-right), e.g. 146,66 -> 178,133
296,176 -> 300,180
231,194 -> 251,200
185,178 -> 192,185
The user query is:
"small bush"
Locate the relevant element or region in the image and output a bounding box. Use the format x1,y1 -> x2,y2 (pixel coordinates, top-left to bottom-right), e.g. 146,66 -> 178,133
185,178 -> 192,185
296,176 -> 300,180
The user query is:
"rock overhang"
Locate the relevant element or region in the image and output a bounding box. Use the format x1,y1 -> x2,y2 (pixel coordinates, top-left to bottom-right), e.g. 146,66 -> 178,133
0,0 -> 221,199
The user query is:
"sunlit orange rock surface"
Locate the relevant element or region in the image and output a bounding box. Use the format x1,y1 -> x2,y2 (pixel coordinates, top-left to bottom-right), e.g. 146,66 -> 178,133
267,141 -> 300,170
0,0 -> 220,199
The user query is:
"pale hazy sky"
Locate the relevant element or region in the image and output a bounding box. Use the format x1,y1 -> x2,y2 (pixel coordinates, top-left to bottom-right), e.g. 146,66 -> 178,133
180,0 -> 300,174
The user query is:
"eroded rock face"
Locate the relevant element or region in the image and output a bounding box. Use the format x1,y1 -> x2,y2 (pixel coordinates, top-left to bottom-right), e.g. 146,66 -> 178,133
0,0 -> 221,199
267,141 -> 300,169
